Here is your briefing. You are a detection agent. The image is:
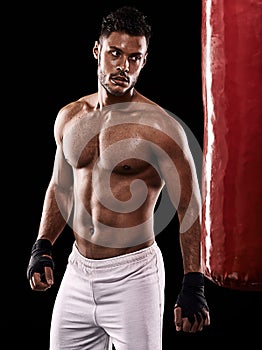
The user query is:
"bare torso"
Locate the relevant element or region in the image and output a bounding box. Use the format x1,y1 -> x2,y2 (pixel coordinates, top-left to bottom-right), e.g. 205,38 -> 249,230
58,93 -> 172,258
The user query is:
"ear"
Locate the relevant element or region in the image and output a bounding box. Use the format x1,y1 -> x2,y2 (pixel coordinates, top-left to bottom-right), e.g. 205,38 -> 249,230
93,41 -> 99,59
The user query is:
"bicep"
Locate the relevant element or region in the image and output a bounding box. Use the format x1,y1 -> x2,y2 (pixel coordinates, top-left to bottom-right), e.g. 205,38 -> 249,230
156,129 -> 201,213
51,144 -> 73,190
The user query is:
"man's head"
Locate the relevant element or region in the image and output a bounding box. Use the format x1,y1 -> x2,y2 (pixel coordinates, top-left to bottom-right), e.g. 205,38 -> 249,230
93,6 -> 152,97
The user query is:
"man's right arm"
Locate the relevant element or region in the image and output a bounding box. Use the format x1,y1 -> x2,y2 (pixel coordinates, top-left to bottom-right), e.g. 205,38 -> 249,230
27,108 -> 74,291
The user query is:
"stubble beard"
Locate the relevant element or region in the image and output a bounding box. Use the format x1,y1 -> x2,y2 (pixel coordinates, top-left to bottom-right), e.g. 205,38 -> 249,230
98,69 -> 136,97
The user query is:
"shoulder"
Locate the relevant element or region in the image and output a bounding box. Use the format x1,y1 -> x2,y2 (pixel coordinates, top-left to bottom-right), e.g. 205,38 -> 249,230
54,93 -> 97,144
133,92 -> 188,147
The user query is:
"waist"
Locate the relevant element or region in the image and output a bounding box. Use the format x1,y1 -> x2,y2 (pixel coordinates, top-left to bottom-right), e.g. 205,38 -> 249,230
70,239 -> 159,268
74,235 -> 155,259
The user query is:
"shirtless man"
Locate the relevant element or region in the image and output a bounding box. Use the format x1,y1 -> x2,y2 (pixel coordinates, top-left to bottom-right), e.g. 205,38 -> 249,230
27,6 -> 210,349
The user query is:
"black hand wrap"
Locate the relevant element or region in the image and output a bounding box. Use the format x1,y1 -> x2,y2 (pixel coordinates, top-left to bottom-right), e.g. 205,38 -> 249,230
175,272 -> 209,324
26,239 -> 54,282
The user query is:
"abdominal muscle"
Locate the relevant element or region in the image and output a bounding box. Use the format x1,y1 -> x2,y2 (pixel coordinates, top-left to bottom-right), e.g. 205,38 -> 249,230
72,195 -> 157,259
71,167 -> 161,259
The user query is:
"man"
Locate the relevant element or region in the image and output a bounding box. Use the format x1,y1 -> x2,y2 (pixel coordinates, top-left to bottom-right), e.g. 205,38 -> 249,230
27,6 -> 210,349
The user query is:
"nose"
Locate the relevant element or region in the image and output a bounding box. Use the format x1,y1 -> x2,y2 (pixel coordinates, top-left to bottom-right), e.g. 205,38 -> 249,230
116,57 -> 129,73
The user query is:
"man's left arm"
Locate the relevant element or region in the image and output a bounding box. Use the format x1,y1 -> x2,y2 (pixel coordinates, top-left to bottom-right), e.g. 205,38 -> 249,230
155,120 -> 210,333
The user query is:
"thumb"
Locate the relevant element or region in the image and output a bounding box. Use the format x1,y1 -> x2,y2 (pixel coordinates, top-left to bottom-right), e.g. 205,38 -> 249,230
44,266 -> 54,285
174,305 -> 182,331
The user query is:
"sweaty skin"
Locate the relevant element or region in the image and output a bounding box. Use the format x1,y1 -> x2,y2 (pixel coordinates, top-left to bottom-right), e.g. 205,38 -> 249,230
29,32 -> 210,332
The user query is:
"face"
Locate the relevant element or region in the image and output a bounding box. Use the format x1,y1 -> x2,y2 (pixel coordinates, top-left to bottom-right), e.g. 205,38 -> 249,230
93,32 -> 148,96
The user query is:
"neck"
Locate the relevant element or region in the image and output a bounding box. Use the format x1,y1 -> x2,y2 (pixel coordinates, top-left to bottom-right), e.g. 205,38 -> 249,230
95,86 -> 137,110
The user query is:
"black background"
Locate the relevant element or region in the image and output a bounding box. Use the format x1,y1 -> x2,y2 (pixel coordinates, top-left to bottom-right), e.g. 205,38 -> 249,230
8,0 -> 262,348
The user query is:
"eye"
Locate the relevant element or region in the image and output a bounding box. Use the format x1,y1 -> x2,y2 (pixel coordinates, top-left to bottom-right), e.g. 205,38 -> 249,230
111,50 -> 121,57
129,55 -> 142,62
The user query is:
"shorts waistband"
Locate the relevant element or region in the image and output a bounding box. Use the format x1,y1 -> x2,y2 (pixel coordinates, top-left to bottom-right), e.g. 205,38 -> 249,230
70,241 -> 159,269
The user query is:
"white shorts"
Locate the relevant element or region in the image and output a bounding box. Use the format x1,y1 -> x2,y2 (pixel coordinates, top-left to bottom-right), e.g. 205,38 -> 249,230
49,241 -> 165,350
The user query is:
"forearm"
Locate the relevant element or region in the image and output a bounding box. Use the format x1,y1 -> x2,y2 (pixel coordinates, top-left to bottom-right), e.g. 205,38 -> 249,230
37,182 -> 73,244
179,216 -> 202,274
177,166 -> 203,274
177,186 -> 202,273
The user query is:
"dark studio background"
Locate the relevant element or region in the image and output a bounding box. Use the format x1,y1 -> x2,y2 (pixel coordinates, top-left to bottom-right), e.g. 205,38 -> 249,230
8,0 -> 262,348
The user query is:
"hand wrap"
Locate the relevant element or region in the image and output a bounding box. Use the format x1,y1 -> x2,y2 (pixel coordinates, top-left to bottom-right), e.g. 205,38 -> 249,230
26,239 -> 54,282
175,272 -> 209,324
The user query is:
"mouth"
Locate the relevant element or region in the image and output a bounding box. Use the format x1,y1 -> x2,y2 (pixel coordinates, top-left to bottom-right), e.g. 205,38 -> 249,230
110,75 -> 129,86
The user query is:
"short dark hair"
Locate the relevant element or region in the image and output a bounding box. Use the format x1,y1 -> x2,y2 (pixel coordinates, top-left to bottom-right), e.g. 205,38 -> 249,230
99,6 -> 152,47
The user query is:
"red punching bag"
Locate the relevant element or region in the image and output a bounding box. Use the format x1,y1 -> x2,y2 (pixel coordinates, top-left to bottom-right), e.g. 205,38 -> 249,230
201,0 -> 262,291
